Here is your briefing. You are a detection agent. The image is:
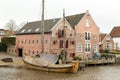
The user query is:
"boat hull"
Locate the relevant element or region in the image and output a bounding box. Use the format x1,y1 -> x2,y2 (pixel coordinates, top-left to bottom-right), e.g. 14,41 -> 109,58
23,60 -> 78,73
23,60 -> 73,73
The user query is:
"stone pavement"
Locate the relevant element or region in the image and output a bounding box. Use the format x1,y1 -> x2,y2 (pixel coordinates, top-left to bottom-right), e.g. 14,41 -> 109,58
0,52 -> 25,68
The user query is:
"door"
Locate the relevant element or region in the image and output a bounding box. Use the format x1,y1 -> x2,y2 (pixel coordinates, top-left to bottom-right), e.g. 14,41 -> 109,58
18,48 -> 23,57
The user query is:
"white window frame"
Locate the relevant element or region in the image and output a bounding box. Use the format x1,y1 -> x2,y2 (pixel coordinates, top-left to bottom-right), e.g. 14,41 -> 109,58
86,19 -> 90,27
93,45 -> 97,52
85,32 -> 91,40
85,43 -> 91,53
77,43 -> 82,52
106,43 -> 111,50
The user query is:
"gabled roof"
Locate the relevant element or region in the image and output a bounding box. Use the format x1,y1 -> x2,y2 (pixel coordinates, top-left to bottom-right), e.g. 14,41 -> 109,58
110,26 -> 120,37
16,13 -> 86,35
99,33 -> 107,41
66,13 -> 85,29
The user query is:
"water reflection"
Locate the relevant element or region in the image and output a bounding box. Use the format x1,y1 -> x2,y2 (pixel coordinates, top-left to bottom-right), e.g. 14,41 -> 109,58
0,65 -> 120,80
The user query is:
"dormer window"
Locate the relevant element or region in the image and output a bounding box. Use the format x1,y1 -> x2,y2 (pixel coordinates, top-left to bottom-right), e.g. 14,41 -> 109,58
21,29 -> 25,33
86,19 -> 90,27
35,28 -> 39,32
28,29 -> 31,32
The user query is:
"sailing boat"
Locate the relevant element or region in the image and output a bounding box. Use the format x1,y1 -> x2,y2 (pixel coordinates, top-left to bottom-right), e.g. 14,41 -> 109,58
23,0 -> 79,73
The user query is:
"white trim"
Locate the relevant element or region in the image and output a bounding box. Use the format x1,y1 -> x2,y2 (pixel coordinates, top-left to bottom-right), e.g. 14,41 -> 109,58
85,31 -> 91,41
86,19 -> 90,27
93,44 -> 97,52
51,18 -> 62,31
85,43 -> 91,53
77,43 -> 82,53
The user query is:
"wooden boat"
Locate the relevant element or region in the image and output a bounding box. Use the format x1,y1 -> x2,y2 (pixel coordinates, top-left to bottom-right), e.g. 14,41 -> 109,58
1,57 -> 13,62
23,0 -> 79,73
23,55 -> 79,73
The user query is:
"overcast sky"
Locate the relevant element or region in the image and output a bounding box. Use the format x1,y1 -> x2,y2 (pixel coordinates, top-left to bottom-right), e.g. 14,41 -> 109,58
0,0 -> 120,33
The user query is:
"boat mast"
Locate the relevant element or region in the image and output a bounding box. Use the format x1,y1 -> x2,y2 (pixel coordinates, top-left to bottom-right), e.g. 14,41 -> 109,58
41,0 -> 44,54
63,9 -> 66,63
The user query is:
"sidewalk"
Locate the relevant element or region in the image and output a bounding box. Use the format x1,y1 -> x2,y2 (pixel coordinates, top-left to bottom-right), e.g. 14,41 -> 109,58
0,52 -> 25,68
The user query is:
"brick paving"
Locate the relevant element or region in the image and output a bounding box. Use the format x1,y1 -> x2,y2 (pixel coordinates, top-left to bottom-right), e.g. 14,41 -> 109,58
0,52 -> 24,67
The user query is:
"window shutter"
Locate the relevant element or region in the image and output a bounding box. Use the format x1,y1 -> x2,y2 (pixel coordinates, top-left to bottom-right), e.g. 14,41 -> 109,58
60,40 -> 62,48
53,41 -> 55,45
72,41 -> 74,45
66,40 -> 68,48
72,53 -> 75,57
62,30 -> 64,37
58,30 -> 62,38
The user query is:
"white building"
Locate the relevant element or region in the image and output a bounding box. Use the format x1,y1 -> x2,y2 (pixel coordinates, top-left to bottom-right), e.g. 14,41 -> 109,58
0,29 -> 5,42
110,26 -> 120,50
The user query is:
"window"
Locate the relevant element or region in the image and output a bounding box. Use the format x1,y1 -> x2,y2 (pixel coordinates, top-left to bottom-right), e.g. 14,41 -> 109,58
85,32 -> 90,40
32,51 -> 34,54
46,40 -> 47,44
21,29 -> 25,33
77,43 -> 82,52
80,35 -> 82,39
66,40 -> 68,48
58,30 -> 62,38
60,40 -> 64,48
32,40 -> 34,44
35,28 -> 39,32
53,40 -> 57,45
86,19 -> 90,27
93,45 -> 97,52
70,53 -> 75,58
36,40 -> 39,44
28,29 -> 31,32
29,40 -> 31,44
106,36 -> 110,41
70,41 -> 74,45
70,34 -> 72,37
36,51 -> 39,54
21,40 -> 23,44
106,43 -> 111,50
85,43 -> 90,52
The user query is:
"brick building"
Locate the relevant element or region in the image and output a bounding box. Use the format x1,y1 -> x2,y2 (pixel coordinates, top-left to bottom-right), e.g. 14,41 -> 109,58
99,33 -> 114,52
16,10 -> 100,59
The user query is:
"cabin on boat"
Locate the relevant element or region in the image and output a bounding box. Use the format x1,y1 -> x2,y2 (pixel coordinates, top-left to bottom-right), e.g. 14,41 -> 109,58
16,10 -> 100,60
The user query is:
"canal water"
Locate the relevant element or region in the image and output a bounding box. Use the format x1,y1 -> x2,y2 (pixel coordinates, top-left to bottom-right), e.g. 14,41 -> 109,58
0,65 -> 120,80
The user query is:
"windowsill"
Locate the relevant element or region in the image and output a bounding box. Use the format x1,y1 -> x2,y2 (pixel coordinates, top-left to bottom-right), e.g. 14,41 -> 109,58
85,52 -> 90,53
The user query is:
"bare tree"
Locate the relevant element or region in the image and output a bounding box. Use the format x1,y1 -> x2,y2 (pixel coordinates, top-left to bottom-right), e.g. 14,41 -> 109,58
4,19 -> 17,31
17,21 -> 27,31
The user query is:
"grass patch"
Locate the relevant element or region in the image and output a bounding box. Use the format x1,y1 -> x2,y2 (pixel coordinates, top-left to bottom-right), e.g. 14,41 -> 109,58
110,51 -> 120,54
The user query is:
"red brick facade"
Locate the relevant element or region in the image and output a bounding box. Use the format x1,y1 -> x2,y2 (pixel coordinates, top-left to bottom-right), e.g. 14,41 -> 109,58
16,11 -> 100,59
